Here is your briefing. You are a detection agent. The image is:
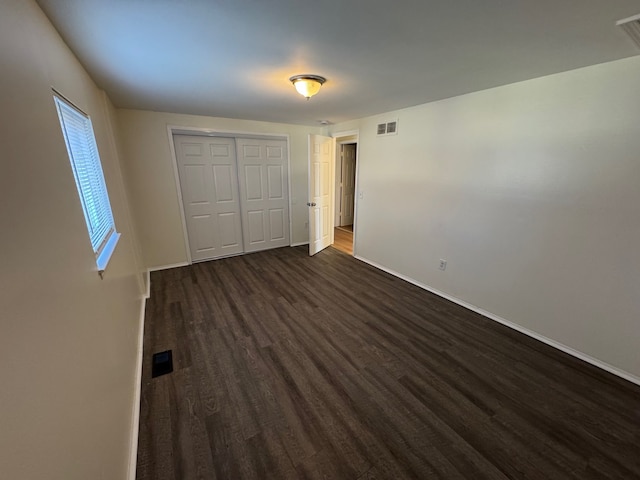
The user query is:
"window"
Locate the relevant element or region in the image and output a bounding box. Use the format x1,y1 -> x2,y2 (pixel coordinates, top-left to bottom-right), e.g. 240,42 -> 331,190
54,93 -> 120,274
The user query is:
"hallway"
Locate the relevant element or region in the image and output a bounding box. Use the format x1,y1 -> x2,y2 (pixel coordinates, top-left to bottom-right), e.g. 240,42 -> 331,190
332,225 -> 353,255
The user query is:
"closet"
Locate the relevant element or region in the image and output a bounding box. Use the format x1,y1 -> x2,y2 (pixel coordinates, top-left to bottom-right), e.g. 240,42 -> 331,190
173,134 -> 290,262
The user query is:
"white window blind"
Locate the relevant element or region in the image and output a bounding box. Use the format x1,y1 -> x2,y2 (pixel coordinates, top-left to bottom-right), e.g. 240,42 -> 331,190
54,94 -> 120,273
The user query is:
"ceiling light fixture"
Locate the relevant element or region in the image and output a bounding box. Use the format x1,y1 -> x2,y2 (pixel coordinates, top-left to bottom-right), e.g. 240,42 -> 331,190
289,74 -> 326,99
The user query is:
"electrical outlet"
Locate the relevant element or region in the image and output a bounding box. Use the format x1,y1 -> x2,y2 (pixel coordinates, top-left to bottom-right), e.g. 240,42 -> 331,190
439,259 -> 447,271
304,221 -> 309,229
358,191 -> 364,200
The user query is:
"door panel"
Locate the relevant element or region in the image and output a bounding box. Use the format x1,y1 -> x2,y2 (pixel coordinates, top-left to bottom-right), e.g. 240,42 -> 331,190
247,210 -> 265,244
236,138 -> 290,253
212,165 -> 234,201
211,143 -> 230,157
267,145 -> 283,158
243,144 -> 261,158
244,165 -> 263,200
193,214 -> 215,253
322,205 -> 330,237
267,165 -> 284,199
269,209 -> 286,240
175,135 -> 244,261
308,134 -> 335,256
183,142 -> 202,156
219,213 -> 240,247
183,164 -> 208,203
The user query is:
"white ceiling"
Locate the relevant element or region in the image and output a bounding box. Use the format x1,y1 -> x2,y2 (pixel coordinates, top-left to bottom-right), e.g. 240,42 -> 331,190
37,0 -> 640,126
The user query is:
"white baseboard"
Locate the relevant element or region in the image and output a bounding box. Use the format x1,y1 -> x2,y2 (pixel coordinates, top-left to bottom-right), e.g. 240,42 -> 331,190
148,261 -> 189,272
354,255 -> 640,387
290,241 -> 310,247
128,294 -> 147,480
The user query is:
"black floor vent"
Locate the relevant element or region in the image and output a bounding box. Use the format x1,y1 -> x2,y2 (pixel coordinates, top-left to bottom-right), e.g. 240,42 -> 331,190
152,350 -> 173,378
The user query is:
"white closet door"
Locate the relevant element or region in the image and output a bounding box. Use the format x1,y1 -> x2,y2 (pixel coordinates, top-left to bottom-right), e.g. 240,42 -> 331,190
174,135 -> 244,261
236,138 -> 290,253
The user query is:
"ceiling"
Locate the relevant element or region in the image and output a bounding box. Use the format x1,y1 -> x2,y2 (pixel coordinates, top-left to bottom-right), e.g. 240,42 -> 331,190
37,0 -> 640,126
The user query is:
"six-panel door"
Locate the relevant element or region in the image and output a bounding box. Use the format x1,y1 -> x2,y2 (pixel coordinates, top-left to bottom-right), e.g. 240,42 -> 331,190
308,134 -> 334,256
236,138 -> 290,253
175,135 -> 290,262
174,135 -> 244,261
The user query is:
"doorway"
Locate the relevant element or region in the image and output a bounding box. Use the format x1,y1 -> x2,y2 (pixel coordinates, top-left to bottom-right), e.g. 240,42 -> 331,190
332,133 -> 358,256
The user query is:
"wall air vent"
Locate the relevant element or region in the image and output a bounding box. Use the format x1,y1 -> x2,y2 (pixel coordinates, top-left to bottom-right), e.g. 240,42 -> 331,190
386,121 -> 397,134
152,350 -> 173,378
617,13 -> 640,49
377,119 -> 399,136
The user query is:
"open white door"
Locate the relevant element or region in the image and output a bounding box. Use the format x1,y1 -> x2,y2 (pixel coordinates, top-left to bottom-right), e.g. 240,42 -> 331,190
308,134 -> 335,256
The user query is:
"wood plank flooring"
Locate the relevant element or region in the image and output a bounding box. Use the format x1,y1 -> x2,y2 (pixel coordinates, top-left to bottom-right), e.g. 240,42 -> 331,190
333,227 -> 353,255
137,246 -> 640,480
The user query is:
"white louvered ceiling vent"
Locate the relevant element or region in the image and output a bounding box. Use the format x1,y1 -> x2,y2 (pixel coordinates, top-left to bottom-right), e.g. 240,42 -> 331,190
617,13 -> 640,49
377,119 -> 398,136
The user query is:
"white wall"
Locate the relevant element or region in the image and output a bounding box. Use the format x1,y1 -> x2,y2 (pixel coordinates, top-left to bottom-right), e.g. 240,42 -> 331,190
331,56 -> 640,381
0,1 -> 145,478
117,109 -> 322,268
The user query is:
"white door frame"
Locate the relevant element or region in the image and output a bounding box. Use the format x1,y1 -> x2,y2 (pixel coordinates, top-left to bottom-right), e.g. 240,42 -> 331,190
336,143 -> 356,228
167,125 -> 292,264
331,129 -> 360,256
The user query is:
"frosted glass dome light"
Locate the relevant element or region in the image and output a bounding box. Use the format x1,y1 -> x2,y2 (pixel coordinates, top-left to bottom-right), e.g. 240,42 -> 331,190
289,74 -> 326,99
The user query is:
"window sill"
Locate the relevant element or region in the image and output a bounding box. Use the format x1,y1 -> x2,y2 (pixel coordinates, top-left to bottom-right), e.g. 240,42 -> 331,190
97,231 -> 121,278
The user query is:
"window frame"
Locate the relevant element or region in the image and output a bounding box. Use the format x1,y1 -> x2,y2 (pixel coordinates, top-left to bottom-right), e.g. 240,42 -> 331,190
53,92 -> 120,275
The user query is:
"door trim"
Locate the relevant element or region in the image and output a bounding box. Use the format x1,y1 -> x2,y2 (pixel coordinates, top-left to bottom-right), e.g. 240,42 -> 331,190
331,130 -> 360,256
167,125 -> 292,264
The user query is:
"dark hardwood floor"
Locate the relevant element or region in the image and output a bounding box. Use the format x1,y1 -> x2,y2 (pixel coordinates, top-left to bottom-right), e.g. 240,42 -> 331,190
137,246 -> 640,480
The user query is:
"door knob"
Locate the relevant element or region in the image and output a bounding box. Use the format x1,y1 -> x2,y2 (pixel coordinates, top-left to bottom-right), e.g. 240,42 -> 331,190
307,202 -> 316,207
